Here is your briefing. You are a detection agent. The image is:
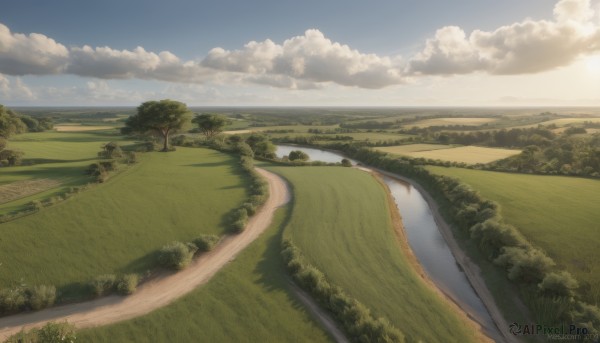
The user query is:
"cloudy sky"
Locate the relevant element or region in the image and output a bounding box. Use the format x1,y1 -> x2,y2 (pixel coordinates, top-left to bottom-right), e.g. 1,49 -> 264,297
1,0 -> 600,106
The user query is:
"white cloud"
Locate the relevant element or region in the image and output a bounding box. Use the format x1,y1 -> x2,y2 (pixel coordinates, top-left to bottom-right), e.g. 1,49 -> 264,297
0,74 -> 36,101
0,23 -> 69,75
203,29 -> 405,88
408,0 -> 600,75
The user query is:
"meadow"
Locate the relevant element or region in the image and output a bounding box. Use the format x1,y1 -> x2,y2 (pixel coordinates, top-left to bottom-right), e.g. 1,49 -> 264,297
376,144 -> 521,164
407,117 -> 497,128
0,144 -> 248,300
77,208 -> 332,342
266,165 -> 480,343
427,166 -> 600,304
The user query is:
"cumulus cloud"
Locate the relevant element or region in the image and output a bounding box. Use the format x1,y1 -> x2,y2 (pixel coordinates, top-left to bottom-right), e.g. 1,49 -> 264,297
0,0 -> 599,91
203,29 -> 405,88
408,0 -> 600,75
0,23 -> 69,75
0,73 -> 36,100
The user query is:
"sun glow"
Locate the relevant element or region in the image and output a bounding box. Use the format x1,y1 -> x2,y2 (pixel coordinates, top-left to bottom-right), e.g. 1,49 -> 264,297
585,55 -> 600,73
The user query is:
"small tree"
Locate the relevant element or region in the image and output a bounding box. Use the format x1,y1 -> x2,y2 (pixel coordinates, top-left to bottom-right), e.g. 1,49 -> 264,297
538,271 -> 579,298
289,150 -> 309,161
100,141 -> 122,159
122,100 -> 192,151
192,114 -> 231,138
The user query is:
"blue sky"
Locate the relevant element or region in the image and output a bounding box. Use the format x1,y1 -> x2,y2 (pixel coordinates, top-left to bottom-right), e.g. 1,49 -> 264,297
1,0 -> 599,106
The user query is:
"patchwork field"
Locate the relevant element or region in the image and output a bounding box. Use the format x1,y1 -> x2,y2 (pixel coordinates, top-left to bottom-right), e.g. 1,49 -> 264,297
427,166 -> 600,304
77,208 -> 332,342
266,166 -> 479,343
0,147 -> 248,300
407,117 -> 497,128
376,144 -> 521,164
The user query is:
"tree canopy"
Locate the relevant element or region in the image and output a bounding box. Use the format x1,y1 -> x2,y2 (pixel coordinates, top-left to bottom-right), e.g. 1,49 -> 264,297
0,105 -> 28,138
122,99 -> 192,151
192,113 -> 231,138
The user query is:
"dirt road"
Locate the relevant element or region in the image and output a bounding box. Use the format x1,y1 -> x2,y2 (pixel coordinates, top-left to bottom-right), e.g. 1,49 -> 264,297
0,168 -> 290,340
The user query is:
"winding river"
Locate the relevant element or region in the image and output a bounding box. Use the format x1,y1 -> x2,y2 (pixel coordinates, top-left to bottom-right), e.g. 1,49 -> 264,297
275,145 -> 500,340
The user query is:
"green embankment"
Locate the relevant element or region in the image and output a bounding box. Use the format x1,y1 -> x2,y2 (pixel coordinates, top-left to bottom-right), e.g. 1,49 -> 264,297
267,166 -> 479,343
427,166 -> 600,304
78,208 -> 332,343
0,146 -> 247,300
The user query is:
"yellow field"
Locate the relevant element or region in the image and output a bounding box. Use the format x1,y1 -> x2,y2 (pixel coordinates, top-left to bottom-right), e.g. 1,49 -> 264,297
542,117 -> 600,127
378,144 -> 521,164
407,117 -> 496,128
54,125 -> 116,132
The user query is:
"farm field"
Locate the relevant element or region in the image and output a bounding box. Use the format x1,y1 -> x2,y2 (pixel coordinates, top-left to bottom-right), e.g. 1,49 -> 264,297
266,166 -> 479,343
77,208 -> 332,343
427,166 -> 600,304
407,117 -> 497,128
0,147 -> 248,300
0,131 -> 135,215
54,124 -> 117,132
376,144 -> 521,164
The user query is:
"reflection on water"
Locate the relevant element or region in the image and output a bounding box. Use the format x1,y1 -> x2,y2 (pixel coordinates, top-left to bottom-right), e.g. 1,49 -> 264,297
275,145 -> 357,165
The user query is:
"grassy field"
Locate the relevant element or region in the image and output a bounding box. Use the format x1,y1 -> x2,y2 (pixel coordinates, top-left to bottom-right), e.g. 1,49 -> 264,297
377,144 -> 521,164
0,131 -> 133,215
0,147 -> 248,300
78,208 -> 332,343
427,166 -> 600,304
406,117 -> 497,128
54,124 -> 117,131
266,166 -> 479,343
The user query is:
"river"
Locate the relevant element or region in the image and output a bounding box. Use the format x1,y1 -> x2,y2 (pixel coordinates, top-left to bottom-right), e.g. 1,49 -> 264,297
275,145 -> 500,340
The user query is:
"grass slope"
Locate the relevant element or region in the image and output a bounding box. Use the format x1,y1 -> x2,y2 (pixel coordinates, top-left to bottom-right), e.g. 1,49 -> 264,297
0,147 -> 247,300
267,166 -> 478,343
78,208 -> 332,343
427,166 -> 600,304
0,131 -> 133,215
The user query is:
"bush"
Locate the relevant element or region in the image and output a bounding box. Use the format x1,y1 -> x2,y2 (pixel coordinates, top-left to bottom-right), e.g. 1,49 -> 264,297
27,285 -> 56,310
230,207 -> 249,232
341,158 -> 352,167
159,241 -> 197,270
193,234 -> 220,252
495,247 -> 555,284
116,274 -> 139,295
27,200 -> 43,212
288,150 -> 309,161
0,287 -> 27,314
5,321 -> 77,343
538,271 -> 579,298
89,274 -> 117,297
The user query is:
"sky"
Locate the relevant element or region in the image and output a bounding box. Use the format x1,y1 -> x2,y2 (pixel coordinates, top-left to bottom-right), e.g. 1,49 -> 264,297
1,0 -> 599,106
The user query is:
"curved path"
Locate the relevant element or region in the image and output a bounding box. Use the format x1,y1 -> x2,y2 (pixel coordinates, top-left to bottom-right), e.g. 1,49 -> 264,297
0,168 -> 290,340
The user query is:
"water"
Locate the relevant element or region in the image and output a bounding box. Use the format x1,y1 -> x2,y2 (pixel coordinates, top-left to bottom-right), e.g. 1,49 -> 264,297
275,145 -> 357,165
274,145 -> 500,339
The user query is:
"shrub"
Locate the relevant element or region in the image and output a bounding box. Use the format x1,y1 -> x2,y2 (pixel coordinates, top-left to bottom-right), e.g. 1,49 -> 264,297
538,271 -> 579,298
89,274 -> 117,297
0,287 -> 27,314
27,285 -> 56,310
27,200 -> 43,212
341,158 -> 352,167
231,207 -> 249,232
159,241 -> 197,270
5,321 -> 77,343
495,247 -> 555,284
116,274 -> 139,295
242,202 -> 257,215
193,234 -> 220,252
288,150 -> 309,161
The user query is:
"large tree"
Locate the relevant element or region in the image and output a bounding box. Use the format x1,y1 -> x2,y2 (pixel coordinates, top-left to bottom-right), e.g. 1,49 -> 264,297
0,105 -> 27,138
192,113 -> 231,138
122,100 -> 192,151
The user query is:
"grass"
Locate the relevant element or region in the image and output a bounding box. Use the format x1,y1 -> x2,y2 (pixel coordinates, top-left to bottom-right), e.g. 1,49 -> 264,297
427,166 -> 600,304
0,147 -> 248,300
54,125 -> 117,131
77,208 -> 333,343
266,166 -> 479,343
379,145 -> 521,164
406,117 -> 497,128
0,131 -> 135,215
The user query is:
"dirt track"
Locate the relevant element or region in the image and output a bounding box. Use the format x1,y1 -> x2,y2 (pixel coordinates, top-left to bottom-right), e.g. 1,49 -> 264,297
0,168 -> 290,340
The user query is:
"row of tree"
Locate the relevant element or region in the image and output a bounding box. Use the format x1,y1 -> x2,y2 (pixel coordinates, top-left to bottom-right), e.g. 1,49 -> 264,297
0,105 -> 54,166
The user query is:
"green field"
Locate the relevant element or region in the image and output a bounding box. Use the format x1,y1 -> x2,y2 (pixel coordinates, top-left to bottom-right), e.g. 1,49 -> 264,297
0,131 -> 133,215
407,117 -> 497,128
0,146 -> 248,300
78,208 -> 332,343
427,166 -> 600,303
377,144 -> 521,164
266,166 -> 479,343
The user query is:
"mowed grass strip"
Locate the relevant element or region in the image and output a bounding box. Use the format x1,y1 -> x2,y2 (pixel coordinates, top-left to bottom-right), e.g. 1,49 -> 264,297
78,208 -> 332,343
267,166 -> 478,343
427,166 -> 600,304
0,147 -> 247,298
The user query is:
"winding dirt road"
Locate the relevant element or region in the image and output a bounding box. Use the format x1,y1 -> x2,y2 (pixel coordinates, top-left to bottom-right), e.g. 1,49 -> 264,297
0,168 -> 290,340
